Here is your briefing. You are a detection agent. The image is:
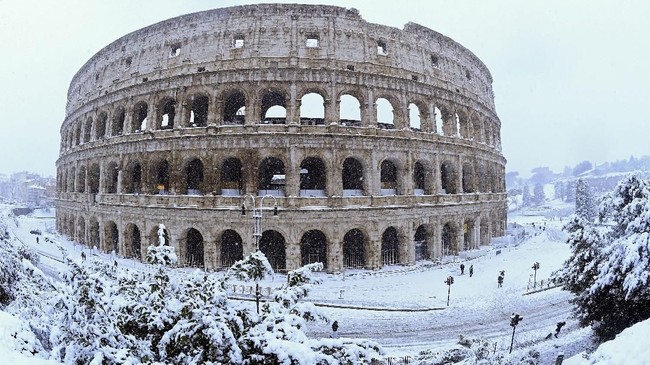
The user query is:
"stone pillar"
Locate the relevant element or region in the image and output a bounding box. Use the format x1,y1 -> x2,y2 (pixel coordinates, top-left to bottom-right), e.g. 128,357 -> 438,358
400,157 -> 413,195
434,154 -> 441,194
328,239 -> 342,273
362,89 -> 375,128
211,92 -> 223,126
288,83 -> 299,124
456,155 -> 463,195
433,219 -> 442,258
401,225 -> 413,265
285,241 -> 301,270
145,96 -> 156,131
324,97 -> 337,125
328,157 -> 342,197
286,146 -> 300,197
245,94 -> 258,126
455,217 -> 464,254
204,238 -> 218,271
368,151 -> 379,196
366,236 -> 381,270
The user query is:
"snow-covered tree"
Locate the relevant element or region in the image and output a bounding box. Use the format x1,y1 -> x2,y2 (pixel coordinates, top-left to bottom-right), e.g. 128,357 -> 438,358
532,183 -> 545,205
554,181 -> 565,200
561,175 -> 650,342
145,224 -> 177,266
575,179 -> 597,222
522,184 -> 532,207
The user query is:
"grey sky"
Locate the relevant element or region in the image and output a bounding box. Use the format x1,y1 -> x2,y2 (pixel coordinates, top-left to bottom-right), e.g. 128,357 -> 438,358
1,0 -> 648,177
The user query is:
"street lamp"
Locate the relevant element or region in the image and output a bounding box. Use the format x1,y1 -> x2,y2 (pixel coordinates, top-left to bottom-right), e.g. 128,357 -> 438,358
509,312 -> 524,354
240,194 -> 278,251
444,276 -> 454,306
532,261 -> 540,288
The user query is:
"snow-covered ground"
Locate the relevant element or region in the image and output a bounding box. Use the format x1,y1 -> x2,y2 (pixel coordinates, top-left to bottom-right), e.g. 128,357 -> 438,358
0,201 -> 646,364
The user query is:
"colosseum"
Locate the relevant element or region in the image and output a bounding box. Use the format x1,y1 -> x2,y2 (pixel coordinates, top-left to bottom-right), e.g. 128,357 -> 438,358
56,4 -> 507,273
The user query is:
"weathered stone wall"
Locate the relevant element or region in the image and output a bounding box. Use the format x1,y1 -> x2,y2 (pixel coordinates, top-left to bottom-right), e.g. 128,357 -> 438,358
56,4 -> 507,273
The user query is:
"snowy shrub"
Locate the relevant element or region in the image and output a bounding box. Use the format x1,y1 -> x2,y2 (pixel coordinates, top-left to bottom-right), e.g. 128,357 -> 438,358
145,224 -> 177,266
413,336 -> 539,365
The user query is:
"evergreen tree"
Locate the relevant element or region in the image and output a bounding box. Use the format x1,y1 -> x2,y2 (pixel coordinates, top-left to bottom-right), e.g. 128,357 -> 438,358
554,181 -> 564,200
564,181 -> 576,202
575,179 -> 597,222
522,184 -> 532,207
533,183 -> 545,205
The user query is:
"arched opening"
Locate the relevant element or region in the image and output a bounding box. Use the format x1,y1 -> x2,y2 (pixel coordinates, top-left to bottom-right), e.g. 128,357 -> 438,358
414,161 -> 427,195
77,217 -> 86,244
259,230 -> 286,271
376,97 -> 394,129
380,160 -> 398,195
124,161 -> 142,194
472,117 -> 483,142
462,163 -> 475,193
381,227 -> 399,265
414,225 -> 429,261
339,94 -> 361,126
441,161 -> 458,194
221,157 -> 242,196
343,229 -> 365,269
300,230 -> 327,268
221,230 -> 243,268
124,224 -> 141,260
158,98 -> 176,130
342,157 -> 364,196
153,160 -> 170,194
185,228 -> 204,268
480,219 -> 490,246
105,162 -> 118,194
442,222 -> 458,256
185,158 -> 204,195
88,163 -> 100,195
104,221 -> 119,254
132,102 -> 148,132
258,157 -> 285,196
434,107 -> 444,135
457,111 -> 470,139
83,118 -> 92,143
223,90 -> 245,125
299,92 -> 325,125
260,90 -> 286,124
300,157 -> 326,197
76,166 -> 86,193
477,163 -> 488,193
408,103 -> 421,131
189,94 -> 209,127
95,112 -> 107,140
112,107 -> 125,136
89,218 -> 99,249
68,167 -> 75,192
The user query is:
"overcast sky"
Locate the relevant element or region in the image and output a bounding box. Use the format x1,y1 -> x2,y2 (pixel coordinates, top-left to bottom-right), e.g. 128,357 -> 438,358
1,0 -> 648,178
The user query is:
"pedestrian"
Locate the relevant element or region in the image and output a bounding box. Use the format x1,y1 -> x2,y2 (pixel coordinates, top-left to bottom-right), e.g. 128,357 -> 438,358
554,321 -> 566,338
498,275 -> 504,288
36,236 -> 39,244
469,264 -> 474,277
81,252 -> 86,261
460,263 -> 465,275
331,320 -> 339,338
500,270 -> 505,278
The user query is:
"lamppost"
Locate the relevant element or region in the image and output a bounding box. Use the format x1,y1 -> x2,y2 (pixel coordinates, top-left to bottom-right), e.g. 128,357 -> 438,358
240,194 -> 278,251
509,312 -> 524,354
532,261 -> 540,288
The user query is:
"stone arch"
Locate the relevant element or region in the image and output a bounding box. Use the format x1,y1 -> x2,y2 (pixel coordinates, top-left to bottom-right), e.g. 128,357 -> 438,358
414,224 -> 431,261
74,121 -> 82,146
184,157 -> 204,195
339,93 -> 361,125
462,162 -> 475,193
342,157 -> 365,196
83,117 -> 92,143
300,229 -> 327,268
381,226 -> 399,265
343,228 -> 366,269
187,93 -> 209,127
259,229 -> 286,271
299,91 -> 325,125
76,216 -> 86,244
258,156 -> 285,196
413,160 -> 432,195
456,109 -> 470,139
124,223 -> 142,260
471,114 -> 483,142
480,218 -> 490,245
380,159 -> 399,195
477,162 -> 488,193
463,218 -> 476,250
376,97 -> 394,128
220,229 -> 243,268
104,220 -> 119,254
95,112 -> 107,140
440,160 -> 458,194
221,157 -> 242,196
151,158 -> 170,194
442,221 -> 459,255
260,89 -> 287,124
131,101 -> 148,132
157,96 -> 177,130
76,165 -> 86,193
88,163 -> 100,194
408,102 -> 421,131
439,105 -> 456,137
112,106 -> 125,136
68,166 -> 76,192
300,157 -> 326,197
183,227 -> 204,267
89,217 -> 99,248
123,160 -> 142,194
105,161 -> 119,194
222,89 -> 246,125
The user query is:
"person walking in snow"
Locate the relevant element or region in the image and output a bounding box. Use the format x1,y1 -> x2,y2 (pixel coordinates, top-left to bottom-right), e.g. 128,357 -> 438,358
460,263 -> 465,275
331,320 -> 339,338
469,264 -> 474,277
36,236 -> 39,244
554,321 -> 566,338
498,274 -> 504,288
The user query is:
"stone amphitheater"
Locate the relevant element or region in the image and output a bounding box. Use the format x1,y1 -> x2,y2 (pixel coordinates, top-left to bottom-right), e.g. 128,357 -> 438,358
55,4 -> 507,273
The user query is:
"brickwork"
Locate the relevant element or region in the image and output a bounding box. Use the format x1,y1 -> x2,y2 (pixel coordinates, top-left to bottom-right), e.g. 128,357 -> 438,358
56,4 -> 507,273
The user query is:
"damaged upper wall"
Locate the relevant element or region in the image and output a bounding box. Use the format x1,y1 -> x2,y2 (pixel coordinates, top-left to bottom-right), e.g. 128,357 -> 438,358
66,4 -> 496,117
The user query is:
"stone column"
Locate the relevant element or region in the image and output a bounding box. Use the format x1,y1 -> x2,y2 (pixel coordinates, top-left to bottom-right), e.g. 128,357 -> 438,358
211,91 -> 223,126
362,89 -> 375,128
286,147 -> 300,197
285,241 -> 301,271
366,236 -> 381,270
327,239 -> 342,273
288,83 -> 299,124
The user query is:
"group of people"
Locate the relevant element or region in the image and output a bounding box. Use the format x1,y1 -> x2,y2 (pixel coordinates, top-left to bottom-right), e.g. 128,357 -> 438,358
459,263 -> 474,277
